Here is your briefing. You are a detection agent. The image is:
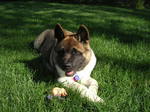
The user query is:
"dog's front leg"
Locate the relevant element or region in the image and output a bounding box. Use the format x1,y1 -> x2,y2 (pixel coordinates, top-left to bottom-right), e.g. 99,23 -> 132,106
80,78 -> 98,94
57,77 -> 103,102
81,78 -> 104,103
57,77 -> 88,92
88,78 -> 99,94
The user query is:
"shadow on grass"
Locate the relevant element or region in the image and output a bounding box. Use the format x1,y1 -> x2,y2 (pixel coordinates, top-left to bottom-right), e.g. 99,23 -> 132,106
0,1 -> 149,45
21,57 -> 57,83
99,6 -> 150,21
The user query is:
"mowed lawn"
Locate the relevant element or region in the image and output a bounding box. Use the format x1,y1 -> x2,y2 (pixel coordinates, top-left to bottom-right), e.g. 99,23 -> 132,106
0,1 -> 149,112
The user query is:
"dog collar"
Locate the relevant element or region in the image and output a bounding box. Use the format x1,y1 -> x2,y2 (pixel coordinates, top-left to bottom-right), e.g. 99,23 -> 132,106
73,74 -> 80,82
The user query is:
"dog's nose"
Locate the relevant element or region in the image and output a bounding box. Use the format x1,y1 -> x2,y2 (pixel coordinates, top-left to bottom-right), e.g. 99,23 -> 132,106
64,63 -> 72,69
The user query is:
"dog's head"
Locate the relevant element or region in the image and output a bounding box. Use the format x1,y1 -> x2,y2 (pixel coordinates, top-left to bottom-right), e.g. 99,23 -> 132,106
54,24 -> 91,76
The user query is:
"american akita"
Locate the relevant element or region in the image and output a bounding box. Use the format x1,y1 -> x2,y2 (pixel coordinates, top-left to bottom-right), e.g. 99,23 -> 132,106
34,24 -> 104,102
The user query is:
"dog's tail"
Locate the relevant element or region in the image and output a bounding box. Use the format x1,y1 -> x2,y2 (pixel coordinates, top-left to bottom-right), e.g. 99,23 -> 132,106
33,29 -> 56,55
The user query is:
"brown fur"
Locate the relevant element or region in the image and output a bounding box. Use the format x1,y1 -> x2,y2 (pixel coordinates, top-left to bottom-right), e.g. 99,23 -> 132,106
34,24 -> 92,75
60,35 -> 91,62
59,29 -> 91,63
56,29 -> 91,71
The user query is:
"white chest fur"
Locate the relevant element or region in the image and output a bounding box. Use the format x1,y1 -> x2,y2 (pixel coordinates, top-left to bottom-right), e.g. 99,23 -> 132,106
76,49 -> 96,79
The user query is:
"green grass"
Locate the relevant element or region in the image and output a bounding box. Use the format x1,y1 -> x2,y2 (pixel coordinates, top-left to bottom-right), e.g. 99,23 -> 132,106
0,1 -> 150,112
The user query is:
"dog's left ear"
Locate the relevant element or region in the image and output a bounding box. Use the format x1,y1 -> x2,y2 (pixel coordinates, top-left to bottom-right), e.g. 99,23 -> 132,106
54,24 -> 65,43
77,25 -> 90,44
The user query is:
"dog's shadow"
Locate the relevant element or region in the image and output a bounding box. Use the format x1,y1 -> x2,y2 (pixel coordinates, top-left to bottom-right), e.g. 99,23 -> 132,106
22,57 -> 57,83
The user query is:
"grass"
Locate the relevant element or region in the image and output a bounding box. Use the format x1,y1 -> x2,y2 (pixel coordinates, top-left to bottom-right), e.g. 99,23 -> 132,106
0,1 -> 149,112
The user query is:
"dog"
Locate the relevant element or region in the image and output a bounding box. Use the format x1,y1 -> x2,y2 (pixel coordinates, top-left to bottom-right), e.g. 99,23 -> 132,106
34,24 -> 104,102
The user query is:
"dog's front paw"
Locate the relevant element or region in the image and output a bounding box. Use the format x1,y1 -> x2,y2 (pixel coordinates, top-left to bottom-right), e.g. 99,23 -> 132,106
94,95 -> 104,103
86,91 -> 104,103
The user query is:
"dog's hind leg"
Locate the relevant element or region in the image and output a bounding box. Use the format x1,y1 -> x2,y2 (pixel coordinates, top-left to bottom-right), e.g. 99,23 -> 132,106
34,30 -> 51,50
34,29 -> 56,55
34,29 -> 57,63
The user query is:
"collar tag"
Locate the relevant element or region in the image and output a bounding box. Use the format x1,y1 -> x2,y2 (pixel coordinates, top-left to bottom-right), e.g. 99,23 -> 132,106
73,74 -> 80,82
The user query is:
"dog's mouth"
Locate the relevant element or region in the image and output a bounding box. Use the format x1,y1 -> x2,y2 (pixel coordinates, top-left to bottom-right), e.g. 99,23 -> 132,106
66,71 -> 74,76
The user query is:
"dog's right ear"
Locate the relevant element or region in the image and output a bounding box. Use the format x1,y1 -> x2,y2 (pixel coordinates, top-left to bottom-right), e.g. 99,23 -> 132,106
54,24 -> 65,43
77,25 -> 90,44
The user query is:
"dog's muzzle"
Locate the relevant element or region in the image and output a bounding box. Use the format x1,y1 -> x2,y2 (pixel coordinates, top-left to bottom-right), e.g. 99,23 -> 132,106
63,63 -> 75,76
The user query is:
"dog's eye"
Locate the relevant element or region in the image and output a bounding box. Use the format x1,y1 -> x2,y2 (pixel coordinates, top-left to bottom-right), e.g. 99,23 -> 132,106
72,48 -> 78,55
